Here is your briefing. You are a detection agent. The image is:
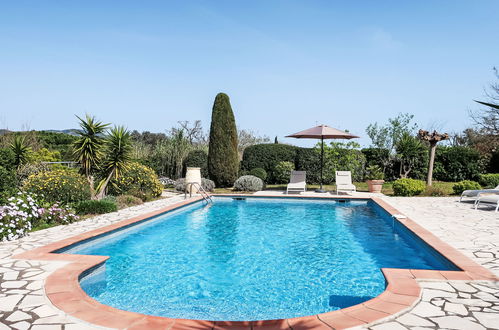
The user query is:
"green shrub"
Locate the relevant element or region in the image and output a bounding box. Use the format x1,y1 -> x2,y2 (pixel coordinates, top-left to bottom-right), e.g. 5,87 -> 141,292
392,178 -> 426,196
324,142 -> 366,183
361,148 -> 396,180
452,180 -> 481,195
75,200 -> 118,215
241,144 -> 298,183
174,178 -> 215,192
108,162 -> 163,201
23,168 -> 91,204
16,162 -> 51,184
0,148 -> 16,171
365,165 -> 384,180
183,150 -> 208,177
489,150 -> 499,173
249,168 -> 267,182
116,195 -> 143,209
207,93 -> 239,187
294,148 -> 321,184
234,175 -> 264,192
273,161 -> 294,184
0,166 -> 17,204
434,146 -> 483,181
423,186 -> 447,197
478,173 -> 499,188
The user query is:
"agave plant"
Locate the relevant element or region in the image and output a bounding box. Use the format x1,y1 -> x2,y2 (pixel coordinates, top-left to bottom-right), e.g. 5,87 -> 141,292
10,135 -> 31,167
73,115 -> 109,198
95,126 -> 133,200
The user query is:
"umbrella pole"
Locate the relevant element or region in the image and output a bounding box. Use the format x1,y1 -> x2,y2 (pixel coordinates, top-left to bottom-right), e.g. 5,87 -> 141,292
316,136 -> 325,193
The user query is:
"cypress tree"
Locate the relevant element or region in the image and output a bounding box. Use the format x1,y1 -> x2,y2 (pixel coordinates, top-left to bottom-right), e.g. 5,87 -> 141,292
208,93 -> 239,187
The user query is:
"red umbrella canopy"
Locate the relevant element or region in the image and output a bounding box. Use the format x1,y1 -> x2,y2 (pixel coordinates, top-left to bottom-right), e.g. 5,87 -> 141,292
286,124 -> 359,139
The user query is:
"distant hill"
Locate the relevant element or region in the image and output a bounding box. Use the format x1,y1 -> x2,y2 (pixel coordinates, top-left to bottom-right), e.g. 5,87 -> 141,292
0,129 -> 79,136
43,129 -> 79,136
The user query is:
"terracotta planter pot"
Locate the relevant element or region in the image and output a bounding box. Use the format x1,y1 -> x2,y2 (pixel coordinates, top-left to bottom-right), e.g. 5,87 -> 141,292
367,180 -> 385,193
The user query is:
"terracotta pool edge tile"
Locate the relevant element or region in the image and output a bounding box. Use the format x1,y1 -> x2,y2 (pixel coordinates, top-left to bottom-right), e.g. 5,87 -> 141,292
9,195 -> 496,329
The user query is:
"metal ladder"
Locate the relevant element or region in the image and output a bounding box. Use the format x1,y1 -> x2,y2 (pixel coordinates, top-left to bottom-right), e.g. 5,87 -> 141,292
185,182 -> 213,203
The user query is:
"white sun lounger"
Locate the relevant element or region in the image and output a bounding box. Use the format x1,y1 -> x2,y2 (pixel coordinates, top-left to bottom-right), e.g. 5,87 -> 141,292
460,185 -> 499,202
474,194 -> 499,212
286,171 -> 306,194
335,171 -> 356,194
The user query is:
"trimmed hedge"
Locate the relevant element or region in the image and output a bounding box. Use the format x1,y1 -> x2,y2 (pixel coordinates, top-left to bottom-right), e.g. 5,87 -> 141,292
241,144 -> 298,183
294,148 -> 321,184
452,180 -> 481,195
478,174 -> 499,188
273,161 -> 294,184
183,150 -> 208,177
249,168 -> 267,182
392,178 -> 426,196
434,146 -> 483,182
75,200 -> 118,215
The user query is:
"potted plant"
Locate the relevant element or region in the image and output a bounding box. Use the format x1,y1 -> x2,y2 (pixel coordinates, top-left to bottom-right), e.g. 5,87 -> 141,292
366,165 -> 385,193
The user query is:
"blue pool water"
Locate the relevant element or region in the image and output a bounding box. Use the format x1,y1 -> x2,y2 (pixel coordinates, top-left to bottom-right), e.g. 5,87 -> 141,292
64,197 -> 457,321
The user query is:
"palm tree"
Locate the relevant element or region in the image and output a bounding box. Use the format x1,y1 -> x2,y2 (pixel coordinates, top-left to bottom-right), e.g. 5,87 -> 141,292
95,126 -> 133,200
10,135 -> 31,167
396,132 -> 425,178
73,115 -> 109,198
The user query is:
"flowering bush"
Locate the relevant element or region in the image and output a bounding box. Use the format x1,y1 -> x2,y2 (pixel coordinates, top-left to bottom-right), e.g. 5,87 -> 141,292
23,168 -> 91,204
174,178 -> 215,192
0,192 -> 39,241
234,175 -> 264,192
108,162 -> 163,201
38,203 -> 79,225
158,177 -> 175,187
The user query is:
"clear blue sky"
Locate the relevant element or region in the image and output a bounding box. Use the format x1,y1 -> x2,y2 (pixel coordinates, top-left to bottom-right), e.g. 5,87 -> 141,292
1,1 -> 498,147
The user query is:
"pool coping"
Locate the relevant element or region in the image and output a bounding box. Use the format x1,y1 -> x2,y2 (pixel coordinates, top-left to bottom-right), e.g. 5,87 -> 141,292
12,194 -> 497,330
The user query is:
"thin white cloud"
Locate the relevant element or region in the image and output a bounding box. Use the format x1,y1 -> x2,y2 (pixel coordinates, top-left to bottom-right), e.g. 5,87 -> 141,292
369,28 -> 402,50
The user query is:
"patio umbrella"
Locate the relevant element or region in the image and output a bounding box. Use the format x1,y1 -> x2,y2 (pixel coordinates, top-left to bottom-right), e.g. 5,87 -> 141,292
286,124 -> 359,193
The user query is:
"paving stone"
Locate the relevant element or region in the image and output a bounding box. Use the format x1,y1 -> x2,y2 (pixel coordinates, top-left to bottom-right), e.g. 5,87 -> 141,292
6,310 -> 32,322
450,282 -> 478,293
474,291 -> 499,302
447,298 -> 492,307
31,325 -> 62,330
420,282 -> 455,292
65,324 -> 106,330
10,321 -> 31,330
472,311 -> 499,329
3,270 -> 19,280
421,289 -> 457,301
18,294 -> 45,308
0,294 -> 23,311
444,302 -> 468,315
33,315 -> 73,324
471,283 -> 499,294
0,323 -> 11,330
0,280 -> 27,289
395,314 -> 434,327
371,322 -> 408,330
25,281 -> 42,290
32,305 -> 59,318
430,315 -> 486,330
411,302 -> 446,317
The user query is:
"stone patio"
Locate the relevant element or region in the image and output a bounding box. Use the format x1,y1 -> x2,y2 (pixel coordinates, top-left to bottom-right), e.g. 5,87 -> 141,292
0,193 -> 498,329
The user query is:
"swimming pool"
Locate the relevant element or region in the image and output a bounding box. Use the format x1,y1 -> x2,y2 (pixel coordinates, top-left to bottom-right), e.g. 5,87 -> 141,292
61,197 -> 457,321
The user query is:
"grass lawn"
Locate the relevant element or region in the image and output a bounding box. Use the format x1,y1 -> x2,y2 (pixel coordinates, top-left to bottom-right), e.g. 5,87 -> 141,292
215,181 -> 457,196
